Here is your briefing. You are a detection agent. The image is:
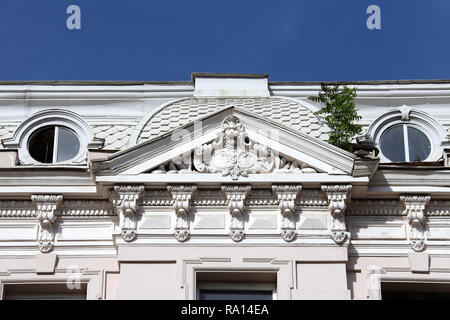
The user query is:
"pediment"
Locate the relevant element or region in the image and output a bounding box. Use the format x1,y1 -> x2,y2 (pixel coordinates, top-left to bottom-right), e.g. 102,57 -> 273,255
93,107 -> 356,179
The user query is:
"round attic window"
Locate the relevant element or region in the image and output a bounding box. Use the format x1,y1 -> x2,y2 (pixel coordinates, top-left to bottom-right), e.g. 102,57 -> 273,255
28,126 -> 80,163
380,124 -> 431,162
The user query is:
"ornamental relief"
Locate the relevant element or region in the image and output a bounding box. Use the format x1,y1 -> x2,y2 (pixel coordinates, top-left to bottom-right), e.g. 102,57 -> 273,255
146,115 -> 318,180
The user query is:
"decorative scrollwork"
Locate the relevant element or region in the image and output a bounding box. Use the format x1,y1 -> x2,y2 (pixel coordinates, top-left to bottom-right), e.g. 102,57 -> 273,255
321,185 -> 352,245
111,185 -> 145,242
272,184 -> 302,242
194,116 -> 276,180
400,195 -> 430,252
31,194 -> 63,253
222,185 -> 251,242
167,185 -> 197,242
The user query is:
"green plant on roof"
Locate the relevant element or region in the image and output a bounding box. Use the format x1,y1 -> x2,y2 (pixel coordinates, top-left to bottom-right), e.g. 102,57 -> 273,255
309,83 -> 363,152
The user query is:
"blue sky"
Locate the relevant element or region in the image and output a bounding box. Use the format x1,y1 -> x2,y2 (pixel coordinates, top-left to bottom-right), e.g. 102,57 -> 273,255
0,0 -> 449,81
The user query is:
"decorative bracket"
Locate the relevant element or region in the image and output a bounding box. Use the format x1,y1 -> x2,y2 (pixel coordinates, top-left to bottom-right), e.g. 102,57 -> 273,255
272,184 -> 302,241
400,195 -> 430,252
111,185 -> 145,242
167,185 -> 197,242
321,185 -> 352,244
221,185 -> 251,242
31,195 -> 63,253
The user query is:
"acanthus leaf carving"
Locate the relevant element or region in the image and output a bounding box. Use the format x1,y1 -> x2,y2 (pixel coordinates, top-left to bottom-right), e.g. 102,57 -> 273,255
400,195 -> 430,252
167,185 -> 197,242
321,185 -> 352,245
272,184 -> 302,242
111,185 -> 145,242
221,185 -> 251,242
31,194 -> 63,253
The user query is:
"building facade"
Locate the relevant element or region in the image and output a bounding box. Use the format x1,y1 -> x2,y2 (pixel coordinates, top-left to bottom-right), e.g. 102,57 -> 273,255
0,74 -> 450,299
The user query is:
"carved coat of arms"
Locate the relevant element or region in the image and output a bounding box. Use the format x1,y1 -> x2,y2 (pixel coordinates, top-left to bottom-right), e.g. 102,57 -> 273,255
194,116 -> 276,180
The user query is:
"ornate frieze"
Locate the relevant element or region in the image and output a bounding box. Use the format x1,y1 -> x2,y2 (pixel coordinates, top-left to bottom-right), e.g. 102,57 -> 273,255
59,200 -> 114,216
425,200 -> 450,216
167,185 -> 197,242
0,200 -> 35,217
295,190 -> 328,207
221,185 -> 251,242
347,200 -> 403,216
142,190 -> 172,206
111,185 -> 145,242
321,185 -> 352,244
31,195 -> 63,253
193,190 -> 227,206
246,189 -> 278,206
272,185 -> 302,241
400,195 -> 430,252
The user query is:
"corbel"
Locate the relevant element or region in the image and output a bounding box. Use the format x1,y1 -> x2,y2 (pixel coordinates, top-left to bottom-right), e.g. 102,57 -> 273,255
221,185 -> 251,242
167,185 -> 197,242
400,195 -> 430,252
321,185 -> 352,244
31,195 -> 63,253
111,185 -> 145,242
272,184 -> 302,241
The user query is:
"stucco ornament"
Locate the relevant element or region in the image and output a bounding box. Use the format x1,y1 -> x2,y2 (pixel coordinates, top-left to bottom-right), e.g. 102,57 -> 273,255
31,194 -> 63,253
194,115 -> 276,180
222,185 -> 251,242
272,184 -> 302,241
321,185 -> 352,244
111,185 -> 145,242
167,185 -> 197,242
400,195 -> 430,252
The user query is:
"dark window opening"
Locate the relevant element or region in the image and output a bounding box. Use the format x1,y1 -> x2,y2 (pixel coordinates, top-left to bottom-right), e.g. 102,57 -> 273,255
28,126 -> 80,163
199,289 -> 273,300
382,282 -> 450,300
3,283 -> 87,300
196,271 -> 276,300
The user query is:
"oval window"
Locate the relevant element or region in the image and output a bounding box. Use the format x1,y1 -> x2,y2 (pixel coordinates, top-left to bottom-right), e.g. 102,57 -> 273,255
28,126 -> 80,163
380,125 -> 431,162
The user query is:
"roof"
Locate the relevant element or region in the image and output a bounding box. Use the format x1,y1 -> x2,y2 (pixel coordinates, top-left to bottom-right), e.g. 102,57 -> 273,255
133,97 -> 330,145
1,78 -> 450,86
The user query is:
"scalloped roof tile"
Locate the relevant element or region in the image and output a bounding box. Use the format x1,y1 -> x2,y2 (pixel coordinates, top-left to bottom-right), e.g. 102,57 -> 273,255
136,97 -> 330,144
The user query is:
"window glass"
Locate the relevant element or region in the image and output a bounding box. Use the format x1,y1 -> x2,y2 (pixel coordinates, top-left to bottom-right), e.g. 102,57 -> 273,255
28,127 -> 55,163
380,125 -> 431,162
407,126 -> 431,161
380,125 -> 405,162
57,127 -> 80,162
28,126 -> 80,163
